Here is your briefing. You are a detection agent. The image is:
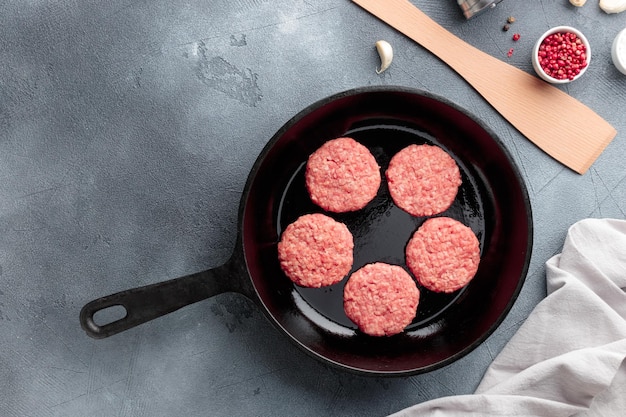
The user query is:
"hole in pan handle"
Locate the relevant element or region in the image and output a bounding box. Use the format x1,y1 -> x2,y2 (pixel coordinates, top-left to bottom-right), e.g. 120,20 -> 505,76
79,258 -> 249,339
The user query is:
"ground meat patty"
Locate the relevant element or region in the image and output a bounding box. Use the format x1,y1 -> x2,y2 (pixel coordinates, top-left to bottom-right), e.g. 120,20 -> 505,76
278,213 -> 354,288
305,137 -> 381,213
406,217 -> 480,293
386,144 -> 461,217
343,262 -> 420,336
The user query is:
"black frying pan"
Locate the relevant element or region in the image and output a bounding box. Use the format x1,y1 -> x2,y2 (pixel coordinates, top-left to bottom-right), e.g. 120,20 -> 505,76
80,86 -> 532,376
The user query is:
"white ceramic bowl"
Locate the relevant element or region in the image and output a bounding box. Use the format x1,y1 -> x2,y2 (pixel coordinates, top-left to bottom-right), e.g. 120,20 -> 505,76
611,28 -> 626,75
532,26 -> 591,84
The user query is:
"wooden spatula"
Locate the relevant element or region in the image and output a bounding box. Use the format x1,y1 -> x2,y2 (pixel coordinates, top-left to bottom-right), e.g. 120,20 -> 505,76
352,0 -> 617,174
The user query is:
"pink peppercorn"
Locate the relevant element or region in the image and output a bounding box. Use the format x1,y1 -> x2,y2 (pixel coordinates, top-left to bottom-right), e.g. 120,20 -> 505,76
507,48 -> 514,58
512,33 -> 521,41
537,31 -> 588,81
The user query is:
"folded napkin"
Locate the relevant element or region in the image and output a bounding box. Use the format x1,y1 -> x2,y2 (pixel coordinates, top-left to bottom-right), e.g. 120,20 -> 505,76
391,218 -> 626,417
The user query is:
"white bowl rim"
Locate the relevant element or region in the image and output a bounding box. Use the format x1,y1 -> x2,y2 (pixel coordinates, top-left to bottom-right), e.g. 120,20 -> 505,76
611,28 -> 626,75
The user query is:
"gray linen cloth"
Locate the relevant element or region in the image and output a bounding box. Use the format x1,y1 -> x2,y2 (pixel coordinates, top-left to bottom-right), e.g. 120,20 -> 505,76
390,218 -> 626,417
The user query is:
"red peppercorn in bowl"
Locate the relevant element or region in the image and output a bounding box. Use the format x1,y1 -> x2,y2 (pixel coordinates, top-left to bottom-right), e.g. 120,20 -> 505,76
532,26 -> 591,84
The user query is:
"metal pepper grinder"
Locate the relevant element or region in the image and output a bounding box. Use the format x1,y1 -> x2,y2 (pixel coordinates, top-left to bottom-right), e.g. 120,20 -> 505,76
458,0 -> 503,19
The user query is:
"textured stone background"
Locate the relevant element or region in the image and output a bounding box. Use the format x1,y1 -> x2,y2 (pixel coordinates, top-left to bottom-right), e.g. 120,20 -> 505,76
1,1 -> 625,416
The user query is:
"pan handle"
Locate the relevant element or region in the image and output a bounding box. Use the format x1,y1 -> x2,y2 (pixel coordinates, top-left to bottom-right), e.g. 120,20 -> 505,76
79,256 -> 251,339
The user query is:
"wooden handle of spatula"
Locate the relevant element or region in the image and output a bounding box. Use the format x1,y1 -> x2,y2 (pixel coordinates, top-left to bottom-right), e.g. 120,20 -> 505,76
353,0 -> 616,174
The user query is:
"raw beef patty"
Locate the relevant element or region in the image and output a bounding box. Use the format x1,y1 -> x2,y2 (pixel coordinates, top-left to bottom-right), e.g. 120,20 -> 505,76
386,144 -> 461,217
343,262 -> 420,336
305,137 -> 381,213
406,217 -> 480,293
278,213 -> 354,288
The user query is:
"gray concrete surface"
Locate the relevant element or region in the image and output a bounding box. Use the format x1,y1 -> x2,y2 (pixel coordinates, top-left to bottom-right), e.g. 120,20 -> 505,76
1,0 -> 625,416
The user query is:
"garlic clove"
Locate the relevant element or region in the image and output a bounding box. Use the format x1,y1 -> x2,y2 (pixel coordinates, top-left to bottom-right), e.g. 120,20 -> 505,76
375,40 -> 393,74
600,0 -> 626,14
569,0 -> 587,6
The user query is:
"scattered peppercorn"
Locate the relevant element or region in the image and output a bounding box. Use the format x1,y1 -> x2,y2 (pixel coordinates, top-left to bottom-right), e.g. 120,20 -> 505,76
507,48 -> 514,58
512,33 -> 521,41
507,16 -> 516,24
503,24 -> 510,32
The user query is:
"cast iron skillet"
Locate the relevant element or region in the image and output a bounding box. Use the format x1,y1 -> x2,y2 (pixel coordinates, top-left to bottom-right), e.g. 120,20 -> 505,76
80,86 -> 533,376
